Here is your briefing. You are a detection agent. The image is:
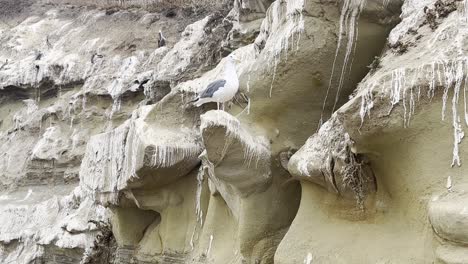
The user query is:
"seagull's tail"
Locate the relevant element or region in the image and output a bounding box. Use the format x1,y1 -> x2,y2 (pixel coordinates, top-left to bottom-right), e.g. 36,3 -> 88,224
190,97 -> 210,107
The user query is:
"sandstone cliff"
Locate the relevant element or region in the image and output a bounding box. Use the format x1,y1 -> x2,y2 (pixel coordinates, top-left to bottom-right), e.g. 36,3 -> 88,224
0,0 -> 467,263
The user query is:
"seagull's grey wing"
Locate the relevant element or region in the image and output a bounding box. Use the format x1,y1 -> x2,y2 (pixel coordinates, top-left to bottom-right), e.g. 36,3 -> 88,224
200,79 -> 226,98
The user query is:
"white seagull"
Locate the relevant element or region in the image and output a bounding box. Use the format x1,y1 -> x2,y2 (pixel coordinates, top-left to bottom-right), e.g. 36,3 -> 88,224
190,54 -> 240,110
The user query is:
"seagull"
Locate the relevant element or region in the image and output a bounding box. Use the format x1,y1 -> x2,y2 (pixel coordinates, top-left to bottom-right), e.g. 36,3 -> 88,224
158,30 -> 166,48
190,54 -> 240,110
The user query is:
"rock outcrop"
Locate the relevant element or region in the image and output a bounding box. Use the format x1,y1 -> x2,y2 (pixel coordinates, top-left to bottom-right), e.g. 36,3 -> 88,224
2,0 -> 468,263
283,0 -> 468,263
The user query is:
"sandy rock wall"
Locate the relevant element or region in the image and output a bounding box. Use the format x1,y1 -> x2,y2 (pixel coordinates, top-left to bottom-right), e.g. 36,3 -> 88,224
284,0 -> 468,263
2,0 -> 467,263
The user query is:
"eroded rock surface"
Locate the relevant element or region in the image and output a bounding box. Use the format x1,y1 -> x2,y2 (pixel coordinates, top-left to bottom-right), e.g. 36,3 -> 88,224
282,0 -> 468,263
288,116 -> 376,203
3,0 -> 468,263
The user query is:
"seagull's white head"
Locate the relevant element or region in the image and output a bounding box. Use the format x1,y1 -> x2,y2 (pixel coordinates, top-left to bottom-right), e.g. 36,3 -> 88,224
227,54 -> 241,64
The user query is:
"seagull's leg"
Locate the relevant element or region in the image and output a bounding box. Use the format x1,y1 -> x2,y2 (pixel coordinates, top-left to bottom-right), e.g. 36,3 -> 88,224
217,102 -> 220,110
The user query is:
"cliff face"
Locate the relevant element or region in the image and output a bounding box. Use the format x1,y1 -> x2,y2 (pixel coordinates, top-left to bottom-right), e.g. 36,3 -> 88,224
0,0 -> 467,263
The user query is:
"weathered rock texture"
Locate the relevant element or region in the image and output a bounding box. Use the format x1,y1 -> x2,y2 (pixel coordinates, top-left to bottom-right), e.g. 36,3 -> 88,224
2,0 -> 468,263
